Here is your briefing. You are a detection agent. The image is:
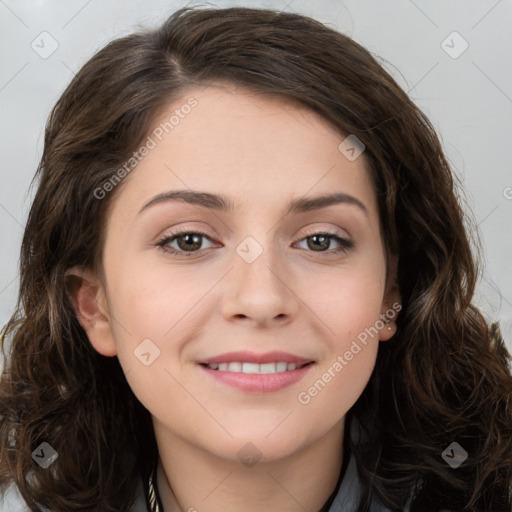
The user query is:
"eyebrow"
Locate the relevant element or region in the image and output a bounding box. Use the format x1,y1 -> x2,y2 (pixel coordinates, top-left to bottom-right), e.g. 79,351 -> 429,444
138,189 -> 368,217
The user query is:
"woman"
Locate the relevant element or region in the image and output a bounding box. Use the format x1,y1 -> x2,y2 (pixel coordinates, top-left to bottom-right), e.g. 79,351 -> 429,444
1,6 -> 511,512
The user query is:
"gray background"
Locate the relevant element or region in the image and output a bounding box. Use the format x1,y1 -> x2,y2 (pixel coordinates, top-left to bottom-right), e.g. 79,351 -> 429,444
1,0 -> 511,353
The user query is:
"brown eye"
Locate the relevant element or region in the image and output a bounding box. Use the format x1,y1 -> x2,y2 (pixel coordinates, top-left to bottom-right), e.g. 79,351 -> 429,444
296,232 -> 354,253
174,233 -> 203,251
157,230 -> 215,255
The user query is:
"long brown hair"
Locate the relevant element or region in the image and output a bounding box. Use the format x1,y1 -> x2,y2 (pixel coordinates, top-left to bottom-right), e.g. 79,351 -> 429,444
1,6 -> 511,512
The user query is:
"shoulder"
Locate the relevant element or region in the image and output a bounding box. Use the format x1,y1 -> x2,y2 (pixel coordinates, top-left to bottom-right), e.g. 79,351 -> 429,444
328,453 -> 413,512
0,479 -> 148,512
130,477 -> 149,512
0,483 -> 32,512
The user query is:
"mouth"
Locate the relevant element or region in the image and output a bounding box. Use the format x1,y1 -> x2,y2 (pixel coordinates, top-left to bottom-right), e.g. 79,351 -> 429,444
200,361 -> 313,373
197,351 -> 316,393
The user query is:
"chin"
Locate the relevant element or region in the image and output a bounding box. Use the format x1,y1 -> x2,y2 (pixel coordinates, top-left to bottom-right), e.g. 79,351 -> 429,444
203,425 -> 316,465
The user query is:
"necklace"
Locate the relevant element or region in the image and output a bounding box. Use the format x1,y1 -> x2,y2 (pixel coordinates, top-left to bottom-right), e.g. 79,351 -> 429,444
146,457 -> 163,512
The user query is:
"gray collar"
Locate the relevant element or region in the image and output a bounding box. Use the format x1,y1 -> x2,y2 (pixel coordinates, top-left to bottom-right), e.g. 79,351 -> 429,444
328,453 -> 413,512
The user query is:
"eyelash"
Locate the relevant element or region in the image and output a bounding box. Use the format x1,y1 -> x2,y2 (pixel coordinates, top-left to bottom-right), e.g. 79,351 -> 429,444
155,227 -> 354,257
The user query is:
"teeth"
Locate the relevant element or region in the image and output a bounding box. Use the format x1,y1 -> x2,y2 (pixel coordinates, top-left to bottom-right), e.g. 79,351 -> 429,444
228,362 -> 242,372
276,362 -> 288,372
243,362 -> 260,373
206,362 -> 305,373
259,363 -> 276,374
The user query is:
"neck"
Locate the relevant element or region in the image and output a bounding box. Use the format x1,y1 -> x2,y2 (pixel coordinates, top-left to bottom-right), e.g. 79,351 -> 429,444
153,419 -> 345,512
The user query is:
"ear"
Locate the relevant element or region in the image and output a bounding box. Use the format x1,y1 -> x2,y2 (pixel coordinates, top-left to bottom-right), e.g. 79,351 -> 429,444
64,266 -> 117,357
378,254 -> 401,341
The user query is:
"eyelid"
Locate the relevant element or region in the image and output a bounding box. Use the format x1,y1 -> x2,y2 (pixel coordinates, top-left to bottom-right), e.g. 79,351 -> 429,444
155,227 -> 216,253
156,225 -> 354,256
295,227 -> 354,253
299,225 -> 350,240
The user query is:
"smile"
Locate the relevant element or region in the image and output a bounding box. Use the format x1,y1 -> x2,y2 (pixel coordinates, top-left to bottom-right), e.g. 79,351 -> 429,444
204,362 -> 311,373
197,351 -> 315,393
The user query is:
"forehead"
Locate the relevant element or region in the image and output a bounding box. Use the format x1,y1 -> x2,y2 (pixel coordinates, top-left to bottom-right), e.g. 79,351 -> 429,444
107,83 -> 377,222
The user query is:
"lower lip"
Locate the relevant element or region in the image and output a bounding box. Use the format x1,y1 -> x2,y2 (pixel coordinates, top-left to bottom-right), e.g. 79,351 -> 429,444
199,364 -> 314,393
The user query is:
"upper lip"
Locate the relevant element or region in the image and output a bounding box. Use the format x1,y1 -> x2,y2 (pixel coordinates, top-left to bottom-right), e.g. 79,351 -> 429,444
198,351 -> 314,365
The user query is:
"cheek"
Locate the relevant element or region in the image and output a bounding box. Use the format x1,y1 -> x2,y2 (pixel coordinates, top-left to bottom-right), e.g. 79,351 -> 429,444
105,271 -> 195,422
295,254 -> 387,335
106,260 -> 200,340
296,333 -> 379,423
292,259 -> 385,417
104,263 -> 214,404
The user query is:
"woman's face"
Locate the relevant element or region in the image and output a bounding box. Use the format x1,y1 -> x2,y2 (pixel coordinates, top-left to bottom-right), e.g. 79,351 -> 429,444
79,83 -> 398,463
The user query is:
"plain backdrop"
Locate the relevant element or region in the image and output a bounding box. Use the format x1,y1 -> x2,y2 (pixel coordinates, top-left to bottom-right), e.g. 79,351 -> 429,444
0,0 -> 511,356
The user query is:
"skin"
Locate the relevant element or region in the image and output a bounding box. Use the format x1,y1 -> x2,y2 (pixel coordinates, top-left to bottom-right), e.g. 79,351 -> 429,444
68,83 -> 399,512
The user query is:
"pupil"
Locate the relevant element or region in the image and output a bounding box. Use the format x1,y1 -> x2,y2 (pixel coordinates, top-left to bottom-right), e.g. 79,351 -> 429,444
179,234 -> 201,251
309,235 -> 329,251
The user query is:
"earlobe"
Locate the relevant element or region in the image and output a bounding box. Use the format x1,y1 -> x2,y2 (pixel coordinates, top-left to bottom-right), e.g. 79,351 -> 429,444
378,316 -> 398,341
64,266 -> 117,357
379,254 -> 401,341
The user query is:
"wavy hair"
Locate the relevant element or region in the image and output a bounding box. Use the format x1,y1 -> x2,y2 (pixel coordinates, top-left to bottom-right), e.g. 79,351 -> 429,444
1,6 -> 511,512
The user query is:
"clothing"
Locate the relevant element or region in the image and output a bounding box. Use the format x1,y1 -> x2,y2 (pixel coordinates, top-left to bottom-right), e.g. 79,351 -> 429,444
130,452 -> 409,512
0,452 -> 409,511
325,453 -> 410,512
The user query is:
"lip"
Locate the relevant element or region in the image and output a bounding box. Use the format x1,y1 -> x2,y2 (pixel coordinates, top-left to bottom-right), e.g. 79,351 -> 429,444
197,351 -> 315,393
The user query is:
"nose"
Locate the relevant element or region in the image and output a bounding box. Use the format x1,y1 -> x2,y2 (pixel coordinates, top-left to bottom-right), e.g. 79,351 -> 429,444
221,241 -> 299,327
